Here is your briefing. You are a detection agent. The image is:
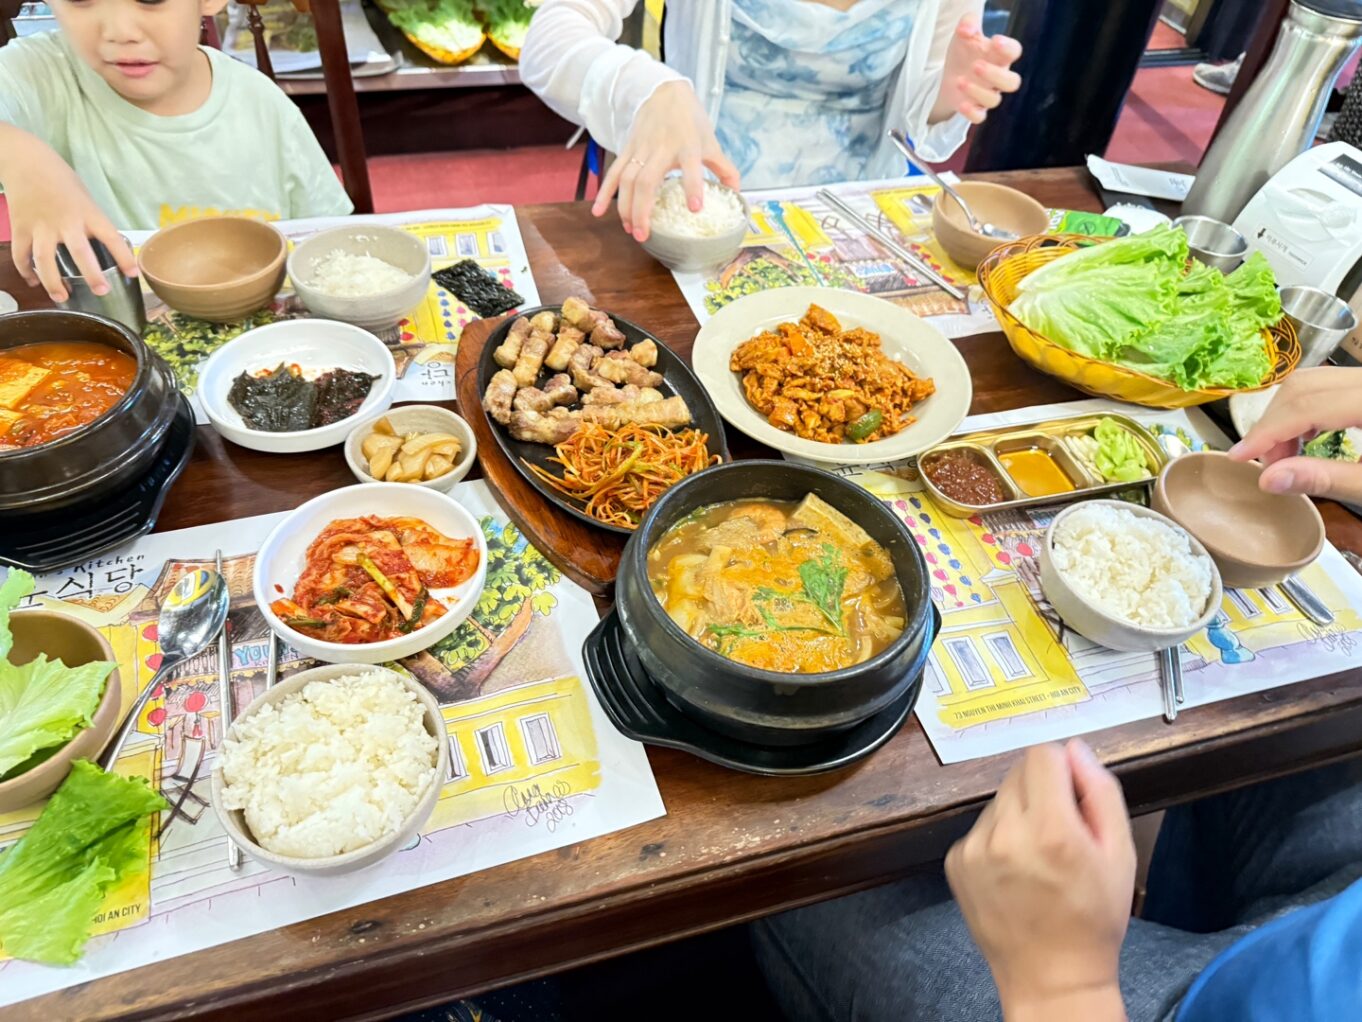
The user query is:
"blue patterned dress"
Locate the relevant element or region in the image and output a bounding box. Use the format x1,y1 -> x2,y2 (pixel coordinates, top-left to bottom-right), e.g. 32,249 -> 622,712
715,0 -> 922,188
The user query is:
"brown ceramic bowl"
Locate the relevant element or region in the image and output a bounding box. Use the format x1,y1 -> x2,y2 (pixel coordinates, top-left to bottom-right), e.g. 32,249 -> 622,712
1152,452 -> 1326,589
932,182 -> 1050,270
138,217 -> 286,322
0,610 -> 121,811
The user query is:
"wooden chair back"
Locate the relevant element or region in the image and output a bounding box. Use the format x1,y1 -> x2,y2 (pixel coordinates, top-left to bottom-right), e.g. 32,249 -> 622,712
1,0 -> 23,47
232,0 -> 373,213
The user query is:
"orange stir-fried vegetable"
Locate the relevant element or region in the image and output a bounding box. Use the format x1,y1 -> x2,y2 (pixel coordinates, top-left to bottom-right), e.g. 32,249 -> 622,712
525,423 -> 720,529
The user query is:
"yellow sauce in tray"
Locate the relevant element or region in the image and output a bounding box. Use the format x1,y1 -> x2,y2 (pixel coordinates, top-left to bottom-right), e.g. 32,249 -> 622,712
999,449 -> 1075,498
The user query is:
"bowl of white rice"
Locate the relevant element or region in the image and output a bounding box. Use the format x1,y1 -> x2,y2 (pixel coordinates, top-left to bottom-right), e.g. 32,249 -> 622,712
1039,500 -> 1223,653
642,178 -> 750,273
288,224 -> 432,332
211,663 -> 449,877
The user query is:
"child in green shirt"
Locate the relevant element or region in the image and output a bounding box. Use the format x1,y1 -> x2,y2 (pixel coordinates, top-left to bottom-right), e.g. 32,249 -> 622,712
0,0 -> 353,301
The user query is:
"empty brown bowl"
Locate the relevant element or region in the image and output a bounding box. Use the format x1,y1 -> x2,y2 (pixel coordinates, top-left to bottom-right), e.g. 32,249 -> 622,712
139,217 -> 287,322
931,182 -> 1050,270
0,610 -> 122,811
1152,452 -> 1325,589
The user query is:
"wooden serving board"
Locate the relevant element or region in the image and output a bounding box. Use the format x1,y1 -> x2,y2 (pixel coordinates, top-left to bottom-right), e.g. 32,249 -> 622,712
455,316 -> 626,595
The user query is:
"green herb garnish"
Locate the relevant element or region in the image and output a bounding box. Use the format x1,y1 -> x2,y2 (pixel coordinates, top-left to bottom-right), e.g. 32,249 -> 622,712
797,544 -> 848,635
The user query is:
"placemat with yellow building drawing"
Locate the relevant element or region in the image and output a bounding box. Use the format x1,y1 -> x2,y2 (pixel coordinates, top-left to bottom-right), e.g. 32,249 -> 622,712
126,205 -> 538,421
669,176 -> 1003,339
835,398 -> 1362,765
0,480 -> 662,1007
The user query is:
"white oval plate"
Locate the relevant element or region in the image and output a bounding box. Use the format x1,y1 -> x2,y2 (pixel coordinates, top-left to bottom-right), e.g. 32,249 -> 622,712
692,288 -> 972,465
199,319 -> 396,453
252,482 -> 488,664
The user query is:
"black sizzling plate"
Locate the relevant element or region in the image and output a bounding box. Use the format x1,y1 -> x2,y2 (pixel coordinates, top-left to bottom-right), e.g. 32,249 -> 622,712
477,305 -> 730,535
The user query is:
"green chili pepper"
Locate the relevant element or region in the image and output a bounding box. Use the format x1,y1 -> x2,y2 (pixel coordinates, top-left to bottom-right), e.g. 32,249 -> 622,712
846,409 -> 884,443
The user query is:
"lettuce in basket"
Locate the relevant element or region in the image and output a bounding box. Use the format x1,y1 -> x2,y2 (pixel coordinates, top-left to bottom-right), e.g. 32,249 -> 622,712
480,0 -> 536,56
0,570 -> 116,781
384,0 -> 484,59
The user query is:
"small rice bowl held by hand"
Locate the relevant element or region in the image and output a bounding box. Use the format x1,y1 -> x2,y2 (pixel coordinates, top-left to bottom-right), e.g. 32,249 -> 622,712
1050,503 -> 1214,629
219,670 -> 439,859
652,178 -> 746,238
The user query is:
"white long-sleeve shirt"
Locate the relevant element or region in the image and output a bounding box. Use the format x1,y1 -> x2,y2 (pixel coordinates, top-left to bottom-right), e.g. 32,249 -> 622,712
520,0 -> 977,175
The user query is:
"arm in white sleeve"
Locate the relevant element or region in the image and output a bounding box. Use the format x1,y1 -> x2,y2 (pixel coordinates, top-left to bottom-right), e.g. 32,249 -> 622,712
902,0 -> 982,162
519,0 -> 689,154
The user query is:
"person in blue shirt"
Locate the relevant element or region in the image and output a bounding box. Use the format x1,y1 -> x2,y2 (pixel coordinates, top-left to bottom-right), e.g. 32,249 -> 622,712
754,369 -> 1362,1021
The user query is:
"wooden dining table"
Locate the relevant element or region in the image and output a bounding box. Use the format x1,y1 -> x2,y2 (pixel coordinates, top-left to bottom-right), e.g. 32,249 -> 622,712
6,166 -> 1362,1021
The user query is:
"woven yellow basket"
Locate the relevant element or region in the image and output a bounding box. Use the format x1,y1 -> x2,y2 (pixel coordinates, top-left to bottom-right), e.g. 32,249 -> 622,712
977,234 -> 1300,410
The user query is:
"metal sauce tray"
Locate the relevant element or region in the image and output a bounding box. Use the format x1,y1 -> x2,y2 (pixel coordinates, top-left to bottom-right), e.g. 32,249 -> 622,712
917,413 -> 1169,518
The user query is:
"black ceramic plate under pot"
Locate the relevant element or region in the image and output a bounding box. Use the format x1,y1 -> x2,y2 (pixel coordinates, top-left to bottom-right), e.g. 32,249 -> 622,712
476,306 -> 730,535
0,310 -> 181,513
0,393 -> 195,573
615,460 -> 936,747
584,608 -> 931,776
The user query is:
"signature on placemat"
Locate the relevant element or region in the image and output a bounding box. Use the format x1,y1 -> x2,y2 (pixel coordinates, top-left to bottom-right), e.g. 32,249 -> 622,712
503,781 -> 575,832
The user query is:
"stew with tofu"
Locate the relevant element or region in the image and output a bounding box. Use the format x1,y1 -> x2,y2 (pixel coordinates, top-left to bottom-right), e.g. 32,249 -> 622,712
0,341 -> 136,450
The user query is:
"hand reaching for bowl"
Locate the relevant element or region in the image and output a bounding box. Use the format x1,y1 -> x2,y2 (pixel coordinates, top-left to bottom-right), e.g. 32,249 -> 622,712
1229,367 -> 1362,505
932,14 -> 1024,125
591,81 -> 741,243
0,125 -> 138,302
946,741 -> 1134,1022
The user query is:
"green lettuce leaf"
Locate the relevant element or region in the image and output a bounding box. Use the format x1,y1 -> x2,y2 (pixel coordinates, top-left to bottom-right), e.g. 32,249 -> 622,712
1008,224 -> 1188,357
385,0 -> 484,55
0,761 -> 166,964
479,0 -> 534,50
0,567 -> 34,661
1092,418 -> 1149,483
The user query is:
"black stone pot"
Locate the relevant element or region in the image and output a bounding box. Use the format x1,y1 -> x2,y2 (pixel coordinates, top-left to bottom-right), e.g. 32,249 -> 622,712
615,460 -> 937,746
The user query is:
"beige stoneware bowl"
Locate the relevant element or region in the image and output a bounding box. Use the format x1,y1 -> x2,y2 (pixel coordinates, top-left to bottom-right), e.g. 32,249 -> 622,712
0,610 -> 122,812
1152,452 -> 1325,589
932,181 -> 1050,270
138,217 -> 287,322
344,404 -> 477,491
210,663 -> 449,878
1039,500 -> 1224,653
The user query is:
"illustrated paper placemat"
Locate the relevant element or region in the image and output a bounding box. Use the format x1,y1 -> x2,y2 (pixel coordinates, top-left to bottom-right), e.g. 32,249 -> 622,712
0,480 -> 662,1006
822,398 -> 1362,764
126,206 -> 539,419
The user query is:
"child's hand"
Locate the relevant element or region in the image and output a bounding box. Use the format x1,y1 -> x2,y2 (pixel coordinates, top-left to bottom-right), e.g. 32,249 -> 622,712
1229,367 -> 1362,504
6,148 -> 137,303
934,15 -> 1023,125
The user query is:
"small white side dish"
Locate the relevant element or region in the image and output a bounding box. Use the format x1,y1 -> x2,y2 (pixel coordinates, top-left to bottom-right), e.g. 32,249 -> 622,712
344,404 -> 477,491
198,319 -> 396,453
1039,500 -> 1223,653
211,663 -> 449,877
287,224 -> 432,332
252,482 -> 488,664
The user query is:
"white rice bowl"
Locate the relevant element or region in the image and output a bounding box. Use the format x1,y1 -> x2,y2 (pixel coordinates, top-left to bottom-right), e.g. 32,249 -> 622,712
652,178 -> 746,238
308,249 -> 413,298
1050,503 -> 1214,629
219,669 -> 439,859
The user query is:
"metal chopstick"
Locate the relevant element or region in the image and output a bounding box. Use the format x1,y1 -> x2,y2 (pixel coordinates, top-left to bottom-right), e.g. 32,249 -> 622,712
815,188 -> 966,301
1159,647 -> 1179,723
216,550 -> 241,872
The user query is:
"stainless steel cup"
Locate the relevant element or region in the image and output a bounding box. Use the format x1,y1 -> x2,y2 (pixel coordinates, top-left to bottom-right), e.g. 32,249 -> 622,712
1279,285 -> 1359,368
1171,215 -> 1249,273
55,238 -> 146,334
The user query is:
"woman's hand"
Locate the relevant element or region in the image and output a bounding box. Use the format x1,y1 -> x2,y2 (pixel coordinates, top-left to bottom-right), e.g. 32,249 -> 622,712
946,741 -> 1134,1021
2,131 -> 137,302
933,14 -> 1023,125
592,80 -> 741,243
1229,367 -> 1362,504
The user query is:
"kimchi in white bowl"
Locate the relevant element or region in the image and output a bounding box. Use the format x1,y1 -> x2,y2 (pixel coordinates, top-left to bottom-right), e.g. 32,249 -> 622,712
253,483 -> 488,664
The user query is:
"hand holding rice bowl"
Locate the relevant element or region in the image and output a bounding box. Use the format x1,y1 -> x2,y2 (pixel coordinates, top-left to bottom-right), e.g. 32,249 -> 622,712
1039,500 -> 1222,653
211,664 -> 448,876
642,179 -> 750,273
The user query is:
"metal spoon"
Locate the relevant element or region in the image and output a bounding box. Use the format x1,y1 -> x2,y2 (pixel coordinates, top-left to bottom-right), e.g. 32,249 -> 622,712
98,569 -> 231,771
888,129 -> 1019,240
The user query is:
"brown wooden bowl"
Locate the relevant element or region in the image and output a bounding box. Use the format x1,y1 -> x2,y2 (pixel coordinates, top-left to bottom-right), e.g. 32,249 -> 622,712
0,610 -> 121,811
931,182 -> 1049,270
138,217 -> 286,323
1152,452 -> 1326,589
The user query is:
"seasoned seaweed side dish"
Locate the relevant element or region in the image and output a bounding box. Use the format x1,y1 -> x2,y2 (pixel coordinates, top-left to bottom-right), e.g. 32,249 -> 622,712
433,259 -> 524,318
228,364 -> 317,431
227,364 -> 378,432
